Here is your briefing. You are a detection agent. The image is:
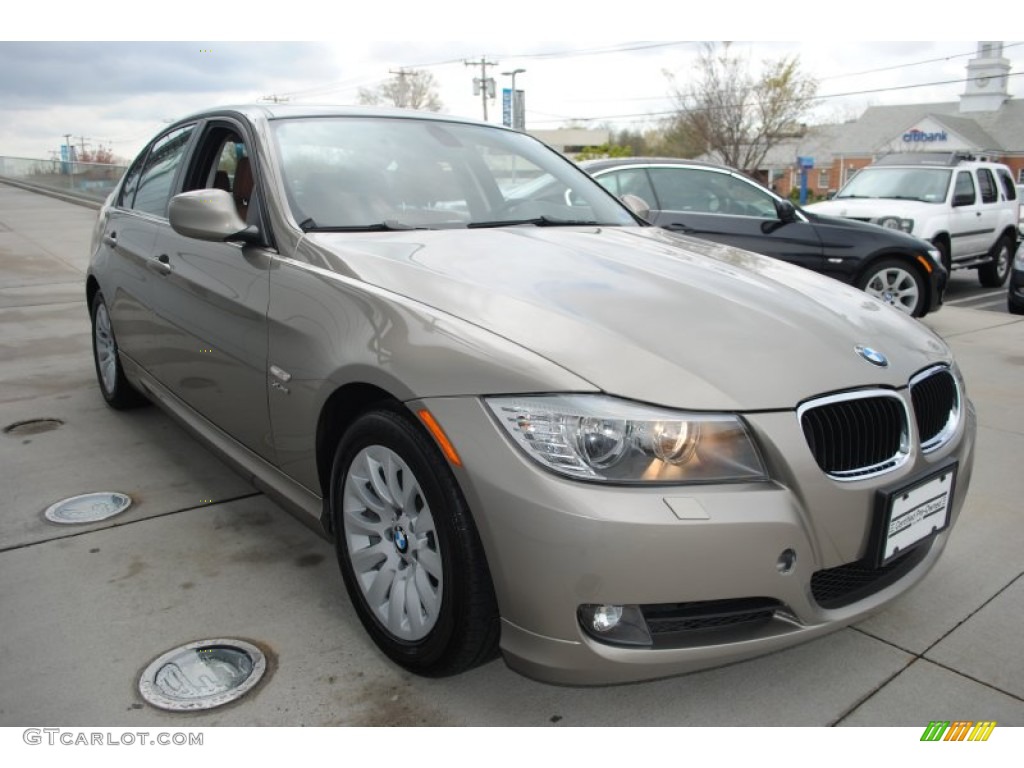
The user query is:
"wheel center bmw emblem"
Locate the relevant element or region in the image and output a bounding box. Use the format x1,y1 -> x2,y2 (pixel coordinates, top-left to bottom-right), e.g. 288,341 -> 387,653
394,526 -> 409,554
855,345 -> 888,367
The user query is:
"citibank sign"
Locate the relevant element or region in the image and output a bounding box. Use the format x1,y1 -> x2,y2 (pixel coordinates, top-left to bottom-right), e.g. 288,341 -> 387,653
902,128 -> 948,143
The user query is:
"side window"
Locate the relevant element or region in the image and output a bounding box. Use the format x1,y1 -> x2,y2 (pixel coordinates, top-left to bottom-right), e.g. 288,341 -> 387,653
953,171 -> 976,205
996,168 -> 1016,200
977,169 -> 997,204
648,168 -> 721,212
117,152 -> 147,209
596,169 -> 655,204
719,175 -> 779,217
133,124 -> 195,217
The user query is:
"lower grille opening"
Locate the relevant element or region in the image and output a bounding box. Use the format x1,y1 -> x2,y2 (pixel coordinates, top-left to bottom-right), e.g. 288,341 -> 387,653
641,597 -> 783,647
810,542 -> 932,610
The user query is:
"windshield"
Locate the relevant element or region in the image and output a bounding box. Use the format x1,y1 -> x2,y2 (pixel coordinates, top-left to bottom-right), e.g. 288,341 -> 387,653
270,117 -> 637,230
836,167 -> 951,204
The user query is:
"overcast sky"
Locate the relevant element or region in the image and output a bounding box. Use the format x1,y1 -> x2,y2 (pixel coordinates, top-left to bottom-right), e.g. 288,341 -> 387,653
2,5 -> 1020,162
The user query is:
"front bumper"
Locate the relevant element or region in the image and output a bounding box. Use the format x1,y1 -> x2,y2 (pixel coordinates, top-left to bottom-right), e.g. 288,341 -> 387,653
415,392 -> 976,685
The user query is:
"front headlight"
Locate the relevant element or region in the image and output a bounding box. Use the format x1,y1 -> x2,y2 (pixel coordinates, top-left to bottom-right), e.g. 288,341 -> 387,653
874,216 -> 914,233
485,394 -> 767,484
1014,245 -> 1024,269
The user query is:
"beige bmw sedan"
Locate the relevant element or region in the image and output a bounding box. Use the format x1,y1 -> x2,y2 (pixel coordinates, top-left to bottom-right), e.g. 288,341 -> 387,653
86,106 -> 975,684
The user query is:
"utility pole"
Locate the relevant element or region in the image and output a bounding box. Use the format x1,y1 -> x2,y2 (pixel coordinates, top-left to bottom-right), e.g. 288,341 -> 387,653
390,67 -> 415,108
465,57 -> 497,121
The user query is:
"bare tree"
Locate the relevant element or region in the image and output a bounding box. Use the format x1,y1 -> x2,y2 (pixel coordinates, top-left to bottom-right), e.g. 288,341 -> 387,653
358,69 -> 444,112
666,43 -> 818,173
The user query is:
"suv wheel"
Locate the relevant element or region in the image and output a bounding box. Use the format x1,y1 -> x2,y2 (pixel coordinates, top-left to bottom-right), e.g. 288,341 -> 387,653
978,235 -> 1013,288
857,259 -> 926,317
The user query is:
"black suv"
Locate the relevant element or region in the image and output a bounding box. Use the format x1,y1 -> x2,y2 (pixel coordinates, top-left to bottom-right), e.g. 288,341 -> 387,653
581,157 -> 947,317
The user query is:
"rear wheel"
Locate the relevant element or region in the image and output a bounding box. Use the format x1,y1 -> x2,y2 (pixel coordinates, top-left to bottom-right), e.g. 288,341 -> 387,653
978,235 -> 1013,288
330,405 -> 499,676
857,259 -> 926,317
90,291 -> 147,409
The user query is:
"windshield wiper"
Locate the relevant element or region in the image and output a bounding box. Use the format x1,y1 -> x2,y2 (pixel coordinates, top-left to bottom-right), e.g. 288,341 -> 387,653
301,219 -> 427,232
468,215 -> 601,229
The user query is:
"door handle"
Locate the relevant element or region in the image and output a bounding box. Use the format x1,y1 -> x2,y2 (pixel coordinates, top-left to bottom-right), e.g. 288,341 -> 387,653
102,231 -> 117,247
146,254 -> 173,276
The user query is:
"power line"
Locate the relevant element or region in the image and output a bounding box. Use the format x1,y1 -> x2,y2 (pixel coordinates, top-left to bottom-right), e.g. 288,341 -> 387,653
526,69 -> 1024,126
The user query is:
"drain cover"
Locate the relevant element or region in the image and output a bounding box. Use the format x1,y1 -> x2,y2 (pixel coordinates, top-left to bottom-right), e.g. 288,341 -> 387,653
139,639 -> 266,711
4,418 -> 64,436
43,492 -> 132,524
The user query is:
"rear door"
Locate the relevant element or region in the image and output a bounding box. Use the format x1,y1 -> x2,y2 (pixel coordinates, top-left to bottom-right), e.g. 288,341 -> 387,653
101,124 -> 196,366
948,170 -> 988,259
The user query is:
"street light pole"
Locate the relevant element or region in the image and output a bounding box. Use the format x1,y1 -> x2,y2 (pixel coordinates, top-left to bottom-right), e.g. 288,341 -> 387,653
502,68 -> 526,129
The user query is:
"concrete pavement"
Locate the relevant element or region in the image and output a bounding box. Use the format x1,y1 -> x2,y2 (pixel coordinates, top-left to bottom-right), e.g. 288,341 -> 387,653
1,181 -> 1022,726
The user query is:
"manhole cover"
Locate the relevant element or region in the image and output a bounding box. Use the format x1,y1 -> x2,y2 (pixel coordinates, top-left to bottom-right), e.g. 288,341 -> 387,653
4,418 -> 64,436
139,639 -> 266,711
43,492 -> 132,524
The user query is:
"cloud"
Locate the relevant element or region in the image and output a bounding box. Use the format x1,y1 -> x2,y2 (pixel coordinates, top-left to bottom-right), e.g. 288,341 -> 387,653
0,42 -> 337,109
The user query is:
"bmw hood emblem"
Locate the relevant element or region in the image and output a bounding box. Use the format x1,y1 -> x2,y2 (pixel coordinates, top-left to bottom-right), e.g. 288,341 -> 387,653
855,345 -> 888,367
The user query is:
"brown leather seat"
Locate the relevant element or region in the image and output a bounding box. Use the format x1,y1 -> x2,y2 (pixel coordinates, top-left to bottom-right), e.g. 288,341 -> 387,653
213,170 -> 231,192
233,156 -> 254,220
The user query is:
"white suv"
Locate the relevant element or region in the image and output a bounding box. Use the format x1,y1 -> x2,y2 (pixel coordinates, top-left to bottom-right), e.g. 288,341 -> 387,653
807,153 -> 1019,287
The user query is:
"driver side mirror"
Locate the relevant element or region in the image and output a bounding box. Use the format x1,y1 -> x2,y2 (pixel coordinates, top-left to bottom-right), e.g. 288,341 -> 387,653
621,194 -> 651,221
169,189 -> 259,243
775,199 -> 799,223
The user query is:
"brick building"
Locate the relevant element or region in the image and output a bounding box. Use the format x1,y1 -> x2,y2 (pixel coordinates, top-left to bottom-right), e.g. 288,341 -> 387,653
760,43 -> 1023,200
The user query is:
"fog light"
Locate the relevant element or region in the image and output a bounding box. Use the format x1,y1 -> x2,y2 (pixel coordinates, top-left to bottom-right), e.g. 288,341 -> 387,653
592,604 -> 623,632
578,604 -> 652,647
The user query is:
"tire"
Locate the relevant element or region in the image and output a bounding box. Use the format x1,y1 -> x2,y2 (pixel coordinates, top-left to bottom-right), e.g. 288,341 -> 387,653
1010,280 -> 1024,315
856,259 -> 927,317
978,235 -> 1013,288
330,405 -> 499,677
931,238 -> 951,273
90,291 -> 147,409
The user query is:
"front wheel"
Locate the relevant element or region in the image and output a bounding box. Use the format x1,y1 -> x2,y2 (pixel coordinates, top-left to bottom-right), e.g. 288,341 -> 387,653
857,259 -> 926,317
978,235 -> 1013,288
330,405 -> 499,676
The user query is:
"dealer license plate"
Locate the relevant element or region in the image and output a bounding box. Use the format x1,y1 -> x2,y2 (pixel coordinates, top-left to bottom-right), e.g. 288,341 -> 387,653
879,465 -> 956,565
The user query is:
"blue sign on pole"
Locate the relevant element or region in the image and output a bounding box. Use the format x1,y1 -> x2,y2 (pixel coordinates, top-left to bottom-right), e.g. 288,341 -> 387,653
502,88 -> 512,127
796,156 -> 814,205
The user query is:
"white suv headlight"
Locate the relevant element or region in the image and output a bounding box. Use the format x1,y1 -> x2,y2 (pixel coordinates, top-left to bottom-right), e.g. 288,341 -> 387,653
486,395 -> 767,484
874,216 -> 914,233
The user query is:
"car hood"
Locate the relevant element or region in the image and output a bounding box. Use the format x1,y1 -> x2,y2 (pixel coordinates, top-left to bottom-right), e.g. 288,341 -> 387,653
302,225 -> 951,411
806,197 -> 936,219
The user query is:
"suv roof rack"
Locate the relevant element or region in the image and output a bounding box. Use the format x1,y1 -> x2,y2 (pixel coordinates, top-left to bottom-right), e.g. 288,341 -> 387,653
873,151 -> 980,167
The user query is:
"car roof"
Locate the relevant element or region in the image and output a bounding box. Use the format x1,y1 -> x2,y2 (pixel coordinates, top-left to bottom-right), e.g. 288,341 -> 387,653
579,157 -> 735,174
170,104 -> 511,130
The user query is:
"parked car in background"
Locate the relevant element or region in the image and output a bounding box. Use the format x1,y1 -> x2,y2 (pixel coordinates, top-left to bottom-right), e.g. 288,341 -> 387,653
807,153 -> 1018,289
578,157 -> 946,317
87,106 -> 975,684
1009,239 -> 1024,315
